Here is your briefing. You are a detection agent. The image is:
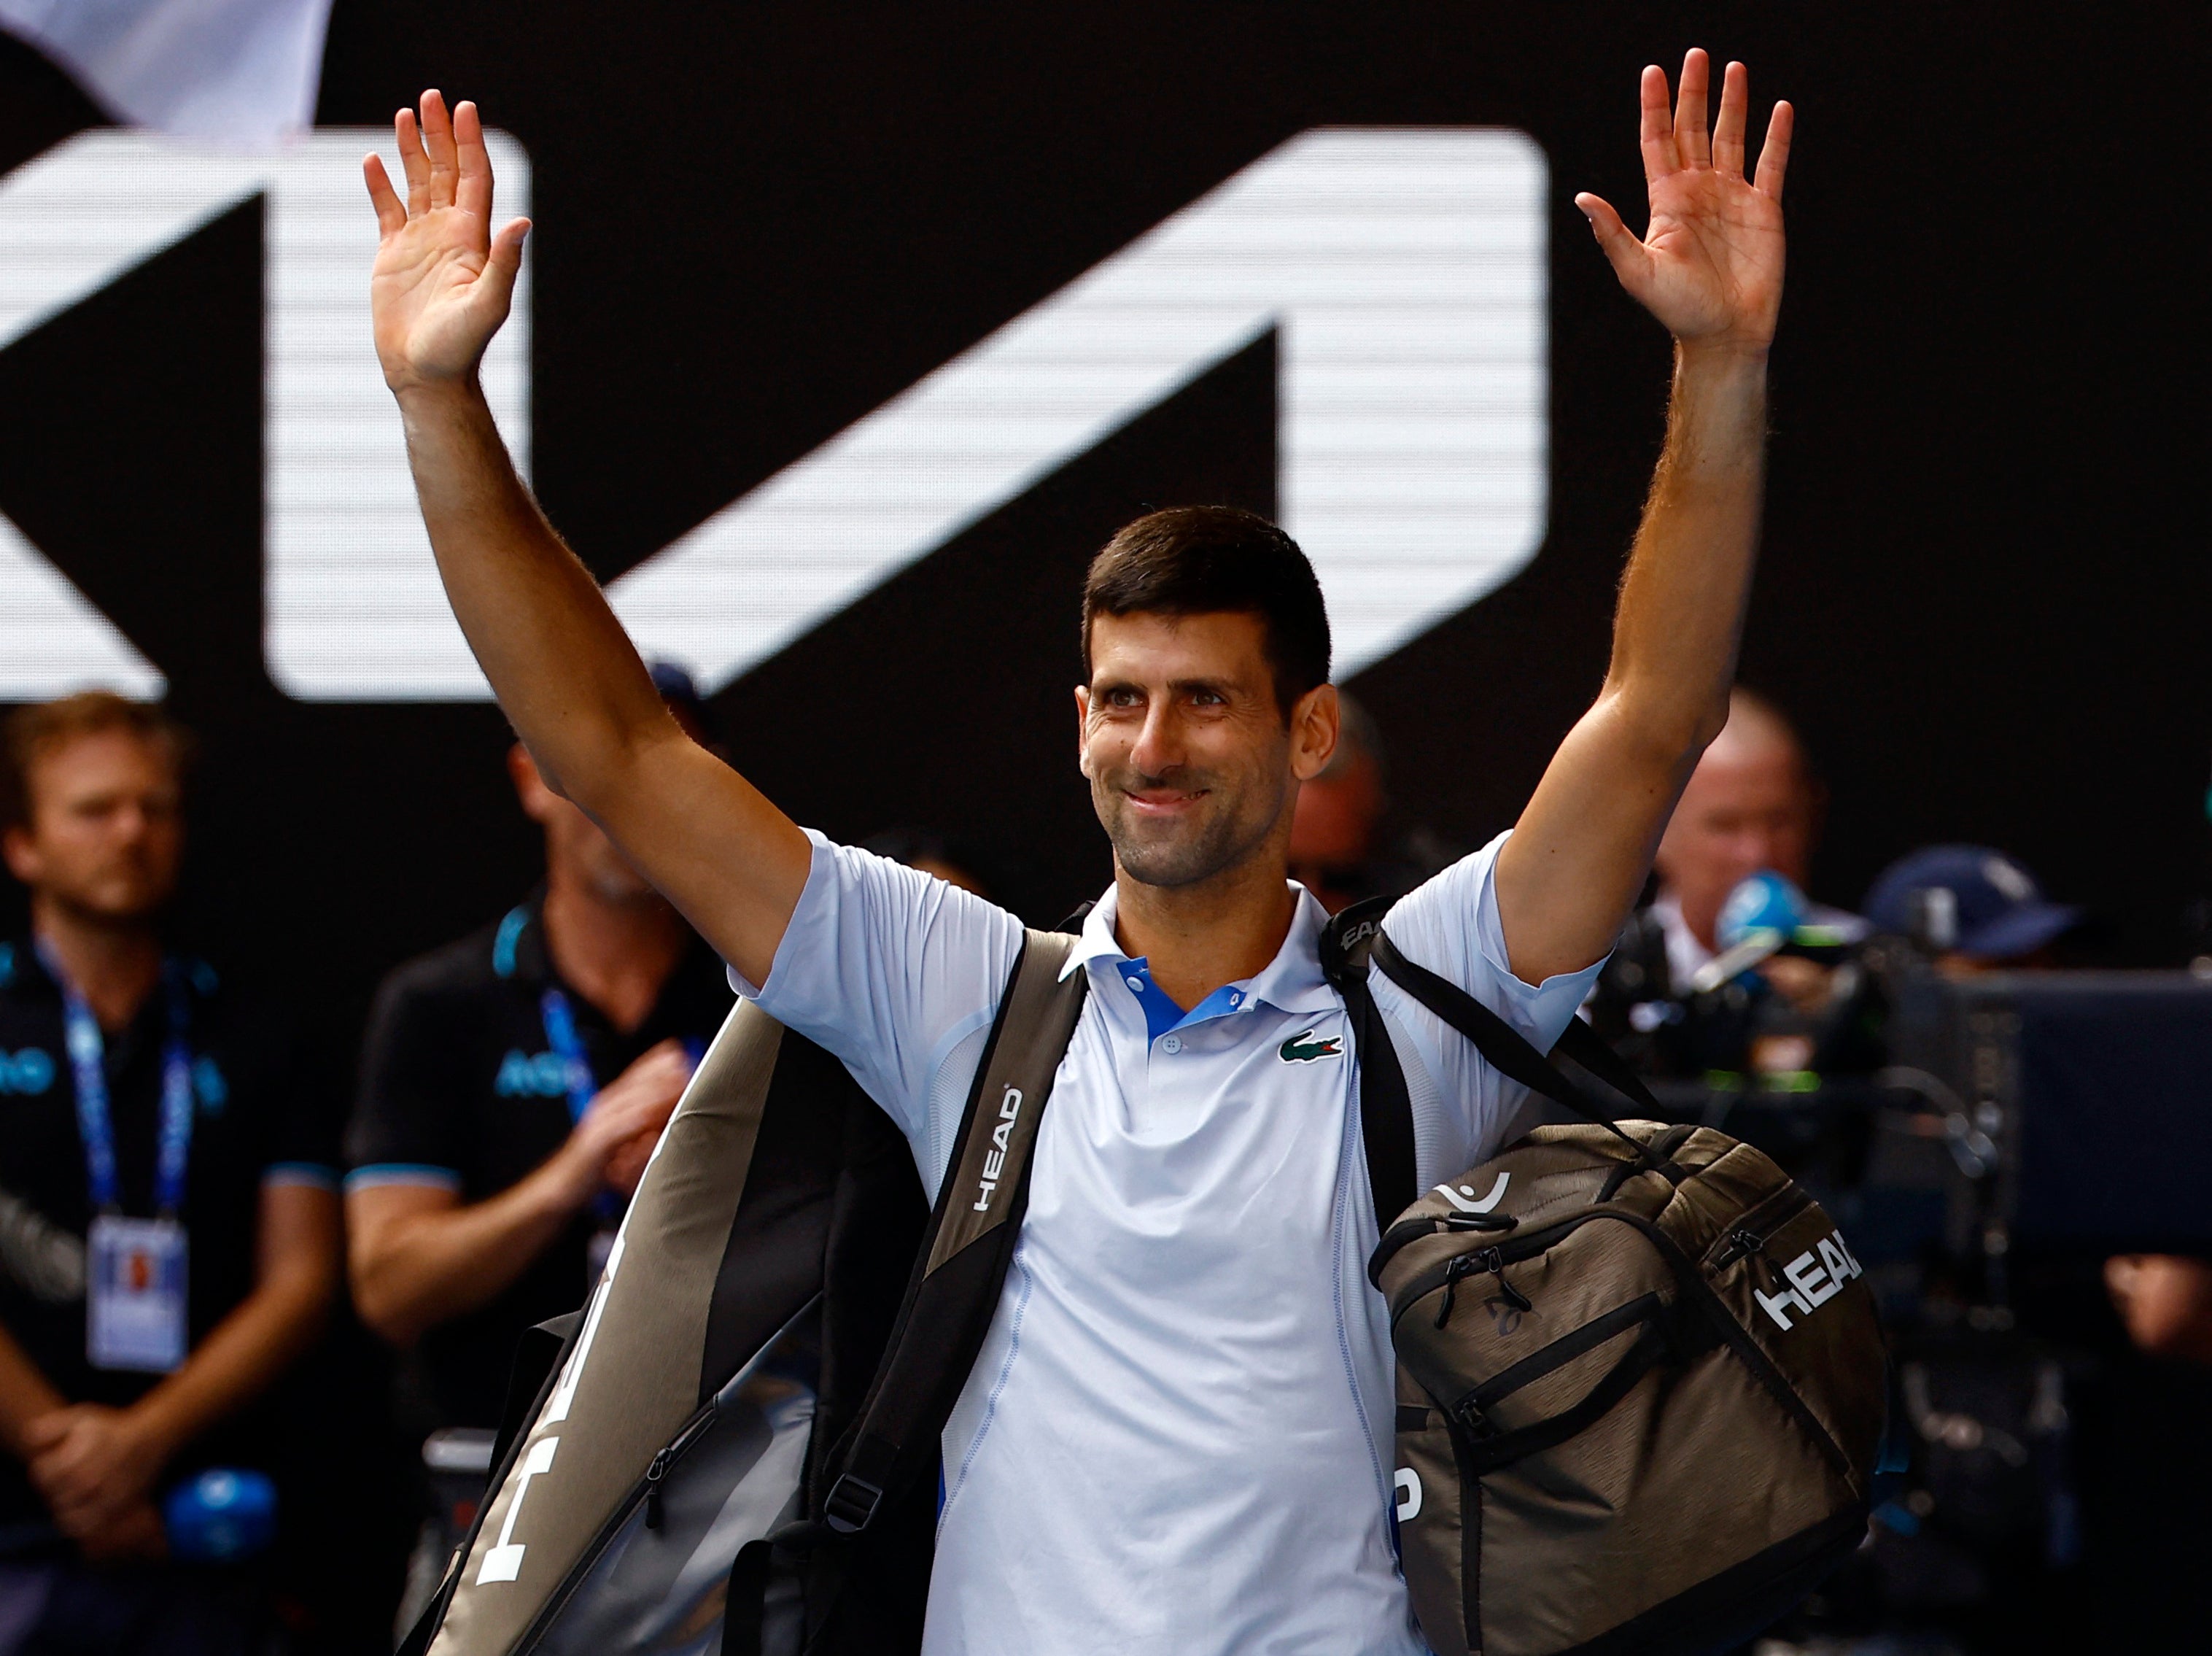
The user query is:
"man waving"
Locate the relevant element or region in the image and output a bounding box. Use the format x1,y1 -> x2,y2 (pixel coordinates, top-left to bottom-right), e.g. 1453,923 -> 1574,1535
365,50 -> 1790,1655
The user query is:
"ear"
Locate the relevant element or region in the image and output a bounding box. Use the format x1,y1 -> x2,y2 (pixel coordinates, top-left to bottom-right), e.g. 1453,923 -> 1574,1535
507,743 -> 557,822
1,824 -> 37,887
1073,685 -> 1093,778
1289,684 -> 1340,783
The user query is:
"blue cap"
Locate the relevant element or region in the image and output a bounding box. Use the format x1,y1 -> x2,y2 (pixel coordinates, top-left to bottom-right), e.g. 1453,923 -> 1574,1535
1863,845 -> 2079,962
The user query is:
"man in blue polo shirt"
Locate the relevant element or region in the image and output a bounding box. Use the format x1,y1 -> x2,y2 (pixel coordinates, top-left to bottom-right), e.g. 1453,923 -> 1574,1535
362,48 -> 1794,1654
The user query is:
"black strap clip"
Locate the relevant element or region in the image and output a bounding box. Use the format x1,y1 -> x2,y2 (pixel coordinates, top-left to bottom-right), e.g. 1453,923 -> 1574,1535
821,1471 -> 885,1534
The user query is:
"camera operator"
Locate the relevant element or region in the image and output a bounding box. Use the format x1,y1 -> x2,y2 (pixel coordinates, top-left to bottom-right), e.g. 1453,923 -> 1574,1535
0,694 -> 339,1652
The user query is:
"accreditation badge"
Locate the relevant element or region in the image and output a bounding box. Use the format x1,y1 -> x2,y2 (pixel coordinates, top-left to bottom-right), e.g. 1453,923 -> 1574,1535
86,1215 -> 188,1373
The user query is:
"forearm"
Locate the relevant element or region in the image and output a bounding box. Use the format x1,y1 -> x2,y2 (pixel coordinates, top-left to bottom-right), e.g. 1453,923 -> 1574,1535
125,1183 -> 339,1467
0,1326 -> 66,1462
396,382 -> 808,983
1599,343 -> 1769,748
350,1156 -> 584,1346
1497,348 -> 1770,981
127,1269 -> 330,1469
398,381 -> 678,809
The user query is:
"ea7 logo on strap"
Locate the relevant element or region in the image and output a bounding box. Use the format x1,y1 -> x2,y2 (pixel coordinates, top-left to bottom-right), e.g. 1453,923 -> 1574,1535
971,1086 -> 1024,1213
1755,1231 -> 1866,1332
1278,1029 -> 1344,1064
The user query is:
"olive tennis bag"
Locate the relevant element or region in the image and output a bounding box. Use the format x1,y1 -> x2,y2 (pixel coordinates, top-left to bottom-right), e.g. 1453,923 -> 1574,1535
1334,915 -> 1890,1656
401,930 -> 1089,1656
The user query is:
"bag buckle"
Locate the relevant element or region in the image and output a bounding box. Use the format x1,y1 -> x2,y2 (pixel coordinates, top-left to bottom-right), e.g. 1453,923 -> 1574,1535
822,1471 -> 885,1534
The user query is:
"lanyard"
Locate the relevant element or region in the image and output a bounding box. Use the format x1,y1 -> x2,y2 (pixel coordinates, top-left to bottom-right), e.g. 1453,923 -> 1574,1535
39,942 -> 194,1218
538,988 -> 597,1126
540,987 -> 623,1228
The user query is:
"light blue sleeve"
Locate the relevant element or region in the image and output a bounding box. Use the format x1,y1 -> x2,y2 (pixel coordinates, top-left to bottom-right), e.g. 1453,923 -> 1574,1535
731,831 -> 1025,1160
1372,831 -> 1610,1184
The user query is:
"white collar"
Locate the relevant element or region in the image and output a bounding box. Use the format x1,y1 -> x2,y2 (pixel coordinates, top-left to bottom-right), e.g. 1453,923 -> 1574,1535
1058,881 -> 1342,1018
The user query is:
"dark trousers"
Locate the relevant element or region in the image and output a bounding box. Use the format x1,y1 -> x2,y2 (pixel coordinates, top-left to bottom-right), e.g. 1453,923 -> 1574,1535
0,1559 -> 263,1656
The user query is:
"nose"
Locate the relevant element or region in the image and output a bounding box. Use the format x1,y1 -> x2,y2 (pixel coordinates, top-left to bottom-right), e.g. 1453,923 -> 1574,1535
112,801 -> 155,846
1720,816 -> 1773,861
1128,698 -> 1183,778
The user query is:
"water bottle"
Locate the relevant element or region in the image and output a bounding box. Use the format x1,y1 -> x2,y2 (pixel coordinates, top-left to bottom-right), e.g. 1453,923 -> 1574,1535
162,1467 -> 277,1563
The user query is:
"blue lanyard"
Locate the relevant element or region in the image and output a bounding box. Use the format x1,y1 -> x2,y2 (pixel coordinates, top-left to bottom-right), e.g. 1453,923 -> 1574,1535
39,943 -> 194,1218
540,988 -> 622,1226
538,988 -> 597,1126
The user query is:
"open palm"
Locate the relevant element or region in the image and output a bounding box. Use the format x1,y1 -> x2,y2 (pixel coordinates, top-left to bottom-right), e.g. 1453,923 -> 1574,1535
1576,52 -> 1793,354
363,91 -> 529,393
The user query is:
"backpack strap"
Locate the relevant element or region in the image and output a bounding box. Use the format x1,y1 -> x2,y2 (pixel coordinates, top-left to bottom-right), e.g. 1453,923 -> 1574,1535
812,928 -> 1088,1536
1319,899 -> 1419,1233
1367,926 -> 1664,1169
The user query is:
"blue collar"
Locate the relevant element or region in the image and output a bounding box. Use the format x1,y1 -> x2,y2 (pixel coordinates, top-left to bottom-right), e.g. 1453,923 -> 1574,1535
1063,882 -> 1343,1038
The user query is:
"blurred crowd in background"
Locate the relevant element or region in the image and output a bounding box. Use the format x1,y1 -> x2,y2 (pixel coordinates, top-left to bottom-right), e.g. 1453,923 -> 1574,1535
0,679 -> 2204,1655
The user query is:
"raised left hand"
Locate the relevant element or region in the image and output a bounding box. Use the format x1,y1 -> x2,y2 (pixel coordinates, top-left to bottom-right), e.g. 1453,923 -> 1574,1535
23,1403 -> 168,1539
1575,50 -> 1793,357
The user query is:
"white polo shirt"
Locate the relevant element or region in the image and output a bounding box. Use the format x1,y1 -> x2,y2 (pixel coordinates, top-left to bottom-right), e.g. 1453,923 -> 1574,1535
737,829 -> 1603,1656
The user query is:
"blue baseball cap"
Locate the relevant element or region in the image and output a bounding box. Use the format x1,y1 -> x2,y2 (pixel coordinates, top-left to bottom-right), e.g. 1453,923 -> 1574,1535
1863,845 -> 2079,962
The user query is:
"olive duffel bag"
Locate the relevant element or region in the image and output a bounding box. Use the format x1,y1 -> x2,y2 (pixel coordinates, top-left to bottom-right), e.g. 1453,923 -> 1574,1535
1338,921 -> 1888,1656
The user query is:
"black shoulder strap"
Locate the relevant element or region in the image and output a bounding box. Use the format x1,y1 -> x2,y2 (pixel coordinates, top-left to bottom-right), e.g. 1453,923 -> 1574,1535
812,928 -> 1088,1536
1319,898 -> 1420,1234
1367,926 -> 1663,1168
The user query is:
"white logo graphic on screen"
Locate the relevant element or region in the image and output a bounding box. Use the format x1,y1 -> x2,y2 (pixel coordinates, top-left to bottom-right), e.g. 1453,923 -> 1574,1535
0,128 -> 1543,698
0,128 -> 529,700
613,128 -> 1548,693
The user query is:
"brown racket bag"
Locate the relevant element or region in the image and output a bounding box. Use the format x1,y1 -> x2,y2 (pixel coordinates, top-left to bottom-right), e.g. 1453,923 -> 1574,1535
1331,913 -> 1890,1656
399,931 -> 1088,1656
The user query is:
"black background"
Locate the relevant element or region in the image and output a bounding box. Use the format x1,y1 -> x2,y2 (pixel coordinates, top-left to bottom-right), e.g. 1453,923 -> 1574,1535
0,3 -> 2202,1061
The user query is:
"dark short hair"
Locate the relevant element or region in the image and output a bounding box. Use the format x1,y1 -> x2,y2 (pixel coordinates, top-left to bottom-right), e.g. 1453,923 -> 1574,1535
1080,506 -> 1331,716
1,692 -> 193,832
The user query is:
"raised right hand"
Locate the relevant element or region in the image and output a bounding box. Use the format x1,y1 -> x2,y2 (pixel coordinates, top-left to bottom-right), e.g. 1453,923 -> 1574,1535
364,90 -> 529,395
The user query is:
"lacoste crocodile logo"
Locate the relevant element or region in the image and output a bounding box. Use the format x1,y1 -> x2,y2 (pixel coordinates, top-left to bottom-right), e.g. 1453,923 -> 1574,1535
1278,1029 -> 1343,1063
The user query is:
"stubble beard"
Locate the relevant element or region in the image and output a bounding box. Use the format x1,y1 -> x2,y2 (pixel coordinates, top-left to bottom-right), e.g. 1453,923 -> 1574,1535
1093,767 -> 1284,891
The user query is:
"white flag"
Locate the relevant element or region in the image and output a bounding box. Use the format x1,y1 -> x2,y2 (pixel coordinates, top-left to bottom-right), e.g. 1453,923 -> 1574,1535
0,0 -> 333,144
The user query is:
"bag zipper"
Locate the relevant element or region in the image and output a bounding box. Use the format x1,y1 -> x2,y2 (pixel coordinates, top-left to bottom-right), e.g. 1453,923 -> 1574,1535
1445,1290 -> 1668,1439
644,1405 -> 721,1530
1388,1197 -> 1855,1482
514,1397 -> 718,1650
1704,1185 -> 1814,1274
1390,1218 -> 1581,1329
513,1293 -> 826,1653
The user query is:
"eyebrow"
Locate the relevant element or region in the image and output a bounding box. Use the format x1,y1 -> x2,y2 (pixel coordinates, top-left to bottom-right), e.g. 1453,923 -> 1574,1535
1091,674 -> 1246,700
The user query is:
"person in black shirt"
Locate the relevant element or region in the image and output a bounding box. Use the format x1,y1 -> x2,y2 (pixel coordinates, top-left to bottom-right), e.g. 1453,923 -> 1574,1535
344,668 -> 731,1437
0,692 -> 339,1647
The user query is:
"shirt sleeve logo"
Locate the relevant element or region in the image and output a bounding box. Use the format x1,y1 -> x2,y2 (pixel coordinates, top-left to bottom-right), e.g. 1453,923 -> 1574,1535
1278,1029 -> 1343,1064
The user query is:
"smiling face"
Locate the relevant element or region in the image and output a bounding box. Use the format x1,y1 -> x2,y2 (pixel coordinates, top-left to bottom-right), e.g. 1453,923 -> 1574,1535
1078,611 -> 1338,891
